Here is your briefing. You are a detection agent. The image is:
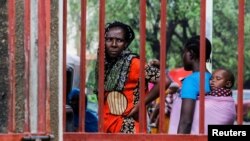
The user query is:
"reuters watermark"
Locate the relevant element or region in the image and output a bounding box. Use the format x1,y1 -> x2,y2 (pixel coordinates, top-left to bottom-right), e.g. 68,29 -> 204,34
208,125 -> 249,140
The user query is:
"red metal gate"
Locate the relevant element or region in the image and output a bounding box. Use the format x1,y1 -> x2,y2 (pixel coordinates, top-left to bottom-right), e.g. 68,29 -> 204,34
62,0 -> 245,141
0,0 -> 246,141
0,0 -> 53,140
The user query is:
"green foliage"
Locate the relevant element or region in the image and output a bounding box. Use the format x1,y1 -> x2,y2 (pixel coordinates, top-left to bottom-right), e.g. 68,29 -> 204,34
212,0 -> 250,88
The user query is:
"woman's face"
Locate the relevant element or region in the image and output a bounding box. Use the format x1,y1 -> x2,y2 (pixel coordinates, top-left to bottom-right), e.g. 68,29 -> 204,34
105,27 -> 128,58
182,49 -> 193,71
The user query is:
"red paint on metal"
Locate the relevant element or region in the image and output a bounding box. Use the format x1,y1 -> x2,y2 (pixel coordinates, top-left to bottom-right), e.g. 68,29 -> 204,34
139,0 -> 147,133
98,0 -> 105,132
159,0 -> 167,133
64,133 -> 208,141
45,0 -> 51,133
199,0 -> 206,134
0,134 -> 24,141
7,0 -> 16,133
79,0 -> 87,132
24,0 -> 31,133
237,0 -> 245,125
38,0 -> 47,133
63,0 -> 68,132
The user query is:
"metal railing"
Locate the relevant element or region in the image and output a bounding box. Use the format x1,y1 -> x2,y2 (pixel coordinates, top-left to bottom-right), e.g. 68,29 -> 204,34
0,0 -> 245,141
63,0 -> 245,140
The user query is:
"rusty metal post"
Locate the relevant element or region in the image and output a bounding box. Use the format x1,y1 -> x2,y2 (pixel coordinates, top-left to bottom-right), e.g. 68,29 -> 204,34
237,0 -> 245,125
139,0 -> 147,133
159,0 -> 167,133
79,0 -> 87,132
7,0 -> 16,133
199,0 -> 206,134
38,0 -> 47,133
98,0 -> 105,132
63,0 -> 68,132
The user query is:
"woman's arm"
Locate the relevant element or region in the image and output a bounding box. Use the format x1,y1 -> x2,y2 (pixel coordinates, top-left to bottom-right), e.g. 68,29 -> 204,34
126,76 -> 172,120
177,98 -> 196,134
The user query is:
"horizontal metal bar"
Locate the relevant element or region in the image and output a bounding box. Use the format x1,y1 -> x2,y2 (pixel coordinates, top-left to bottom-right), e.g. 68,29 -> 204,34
0,134 -> 23,141
22,134 -> 54,141
64,133 -> 207,141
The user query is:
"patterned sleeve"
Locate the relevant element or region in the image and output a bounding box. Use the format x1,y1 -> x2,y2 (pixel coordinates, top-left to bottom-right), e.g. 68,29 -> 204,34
145,65 -> 160,83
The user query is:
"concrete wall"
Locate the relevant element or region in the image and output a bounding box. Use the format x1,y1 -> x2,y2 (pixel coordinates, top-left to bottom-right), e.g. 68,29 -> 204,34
50,0 -> 59,140
0,0 -> 8,133
15,0 -> 25,133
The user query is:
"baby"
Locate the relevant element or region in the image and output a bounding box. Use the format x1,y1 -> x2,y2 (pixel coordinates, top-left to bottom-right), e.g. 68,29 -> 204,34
207,68 -> 235,97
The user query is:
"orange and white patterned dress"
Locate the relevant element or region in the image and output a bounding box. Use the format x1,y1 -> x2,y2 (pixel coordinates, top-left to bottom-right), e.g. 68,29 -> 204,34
103,54 -> 160,133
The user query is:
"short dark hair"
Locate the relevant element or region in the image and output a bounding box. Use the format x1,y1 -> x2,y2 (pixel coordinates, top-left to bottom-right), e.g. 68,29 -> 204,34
105,21 -> 135,46
184,35 -> 212,62
223,68 -> 235,88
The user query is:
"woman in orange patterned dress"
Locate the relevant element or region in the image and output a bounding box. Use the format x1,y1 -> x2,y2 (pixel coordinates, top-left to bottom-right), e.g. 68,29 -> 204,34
95,21 -> 172,133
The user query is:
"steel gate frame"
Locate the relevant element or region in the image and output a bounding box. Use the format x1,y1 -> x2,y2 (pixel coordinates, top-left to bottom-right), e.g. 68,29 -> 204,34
0,0 -> 53,140
0,0 -> 245,141
63,0 -> 245,141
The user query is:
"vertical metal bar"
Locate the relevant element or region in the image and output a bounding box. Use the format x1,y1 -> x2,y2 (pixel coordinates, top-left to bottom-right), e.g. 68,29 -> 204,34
24,0 -> 31,133
139,0 -> 146,133
98,0 -> 105,132
38,0 -> 46,133
79,0 -> 87,132
199,0 -> 206,134
45,0 -> 51,133
58,0 -> 64,139
63,0 -> 68,132
7,0 -> 16,133
237,0 -> 245,125
159,0 -> 167,133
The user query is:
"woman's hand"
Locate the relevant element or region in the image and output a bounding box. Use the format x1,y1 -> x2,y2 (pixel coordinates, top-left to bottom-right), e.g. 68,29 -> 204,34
126,103 -> 140,121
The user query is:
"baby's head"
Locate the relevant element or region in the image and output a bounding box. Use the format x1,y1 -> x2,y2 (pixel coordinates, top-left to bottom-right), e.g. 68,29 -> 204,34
148,59 -> 160,69
210,68 -> 235,90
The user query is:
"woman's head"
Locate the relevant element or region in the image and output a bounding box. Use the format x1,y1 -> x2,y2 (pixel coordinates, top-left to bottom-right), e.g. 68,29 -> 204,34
105,21 -> 135,58
210,68 -> 235,90
182,35 -> 212,71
